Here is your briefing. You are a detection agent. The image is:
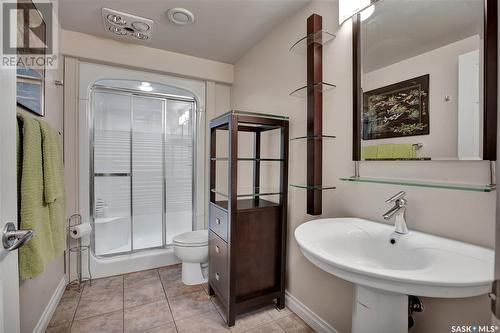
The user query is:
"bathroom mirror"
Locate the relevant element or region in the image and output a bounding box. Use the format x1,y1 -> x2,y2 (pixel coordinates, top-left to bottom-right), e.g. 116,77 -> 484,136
352,0 -> 497,161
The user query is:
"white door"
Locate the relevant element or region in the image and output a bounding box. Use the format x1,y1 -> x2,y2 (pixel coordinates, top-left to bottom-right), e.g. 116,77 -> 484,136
0,4 -> 21,332
0,57 -> 21,332
457,49 -> 481,160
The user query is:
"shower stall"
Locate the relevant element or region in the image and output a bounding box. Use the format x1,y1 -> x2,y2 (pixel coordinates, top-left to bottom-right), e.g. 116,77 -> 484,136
76,61 -> 206,277
91,86 -> 195,256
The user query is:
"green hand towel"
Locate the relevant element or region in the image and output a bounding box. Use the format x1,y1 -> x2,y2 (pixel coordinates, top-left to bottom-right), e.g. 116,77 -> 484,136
38,120 -> 66,257
377,144 -> 393,159
18,114 -> 54,280
362,145 -> 379,159
391,143 -> 417,159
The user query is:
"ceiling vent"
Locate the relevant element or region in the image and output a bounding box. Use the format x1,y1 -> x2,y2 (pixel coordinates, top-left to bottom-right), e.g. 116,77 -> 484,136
102,8 -> 153,41
166,8 -> 195,25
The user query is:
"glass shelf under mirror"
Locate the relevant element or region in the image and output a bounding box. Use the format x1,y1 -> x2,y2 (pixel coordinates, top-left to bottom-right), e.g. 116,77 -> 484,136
290,135 -> 336,141
289,30 -> 336,53
290,184 -> 336,190
210,157 -> 284,162
339,176 -> 495,193
289,82 -> 336,98
211,188 -> 283,198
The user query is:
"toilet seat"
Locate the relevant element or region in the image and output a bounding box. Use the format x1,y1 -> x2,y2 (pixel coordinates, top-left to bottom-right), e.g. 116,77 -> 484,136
173,230 -> 208,247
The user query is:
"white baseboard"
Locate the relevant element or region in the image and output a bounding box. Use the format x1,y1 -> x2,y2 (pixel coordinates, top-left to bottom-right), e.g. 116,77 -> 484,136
32,276 -> 67,333
285,291 -> 340,333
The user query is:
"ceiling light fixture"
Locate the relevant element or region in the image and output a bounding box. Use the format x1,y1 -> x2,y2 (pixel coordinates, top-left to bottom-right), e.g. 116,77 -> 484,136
139,82 -> 153,92
166,8 -> 195,25
109,26 -> 127,35
102,8 -> 154,41
107,13 -> 126,25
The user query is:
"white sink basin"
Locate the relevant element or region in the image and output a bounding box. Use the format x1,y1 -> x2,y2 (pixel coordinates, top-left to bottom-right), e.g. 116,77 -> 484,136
295,218 -> 494,333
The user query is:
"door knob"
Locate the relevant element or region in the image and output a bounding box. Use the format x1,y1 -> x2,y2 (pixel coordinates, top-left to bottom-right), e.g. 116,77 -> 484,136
2,222 -> 34,251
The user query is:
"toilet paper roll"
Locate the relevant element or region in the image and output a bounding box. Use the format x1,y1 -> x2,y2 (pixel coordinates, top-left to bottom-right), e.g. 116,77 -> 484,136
70,223 -> 92,239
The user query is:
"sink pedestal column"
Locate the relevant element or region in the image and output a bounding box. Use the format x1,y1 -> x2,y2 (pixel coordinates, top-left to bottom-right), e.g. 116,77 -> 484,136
352,285 -> 408,333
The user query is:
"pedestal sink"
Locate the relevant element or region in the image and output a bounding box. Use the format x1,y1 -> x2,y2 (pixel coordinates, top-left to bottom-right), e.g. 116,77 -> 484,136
294,218 -> 494,333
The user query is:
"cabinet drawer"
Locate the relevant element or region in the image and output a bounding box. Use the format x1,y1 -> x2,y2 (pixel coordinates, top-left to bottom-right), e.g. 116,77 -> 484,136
209,231 -> 228,302
209,204 -> 228,241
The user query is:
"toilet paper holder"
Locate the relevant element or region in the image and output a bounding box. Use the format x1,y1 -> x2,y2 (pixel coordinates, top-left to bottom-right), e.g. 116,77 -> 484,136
65,213 -> 92,291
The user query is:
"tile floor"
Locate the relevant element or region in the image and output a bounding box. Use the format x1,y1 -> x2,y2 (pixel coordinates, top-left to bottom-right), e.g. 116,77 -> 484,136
45,264 -> 314,333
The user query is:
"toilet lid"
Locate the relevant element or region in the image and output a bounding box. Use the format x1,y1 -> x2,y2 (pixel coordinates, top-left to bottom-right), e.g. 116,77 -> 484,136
173,230 -> 208,247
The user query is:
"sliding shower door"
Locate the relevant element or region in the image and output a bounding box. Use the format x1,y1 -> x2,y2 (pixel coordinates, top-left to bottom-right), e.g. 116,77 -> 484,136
92,87 -> 194,257
164,100 -> 194,244
132,96 -> 165,250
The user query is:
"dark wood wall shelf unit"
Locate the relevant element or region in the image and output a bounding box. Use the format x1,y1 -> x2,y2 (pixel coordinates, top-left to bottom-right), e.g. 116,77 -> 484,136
289,14 -> 336,216
208,110 -> 289,327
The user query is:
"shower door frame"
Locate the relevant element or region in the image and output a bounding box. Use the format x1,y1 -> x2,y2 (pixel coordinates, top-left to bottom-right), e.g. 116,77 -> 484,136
89,84 -> 197,258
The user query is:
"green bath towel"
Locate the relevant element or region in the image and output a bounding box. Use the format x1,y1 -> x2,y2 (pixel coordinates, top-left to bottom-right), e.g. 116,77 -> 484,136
361,145 -> 378,159
376,144 -> 393,159
362,143 -> 417,160
17,114 -> 65,280
38,120 -> 66,257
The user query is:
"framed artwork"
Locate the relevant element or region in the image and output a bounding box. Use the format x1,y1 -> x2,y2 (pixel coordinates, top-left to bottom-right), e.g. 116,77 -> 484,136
16,0 -> 46,117
362,74 -> 429,140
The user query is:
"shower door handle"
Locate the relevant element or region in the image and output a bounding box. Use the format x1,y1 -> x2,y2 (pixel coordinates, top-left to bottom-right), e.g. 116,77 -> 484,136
2,222 -> 34,251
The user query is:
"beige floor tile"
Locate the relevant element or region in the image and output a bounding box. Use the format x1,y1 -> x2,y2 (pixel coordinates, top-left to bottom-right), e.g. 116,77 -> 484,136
60,286 -> 83,301
266,306 -> 292,321
175,309 -> 229,333
70,310 -> 123,333
229,308 -> 274,333
124,269 -> 160,288
124,300 -> 174,333
162,278 -> 204,298
45,322 -> 71,333
47,297 -> 79,328
144,322 -> 178,333
74,290 -> 123,320
82,275 -> 123,298
168,290 -> 214,321
158,265 -> 182,284
245,322 -> 286,333
210,295 -> 227,319
158,265 -> 204,297
275,314 -> 314,333
124,279 -> 166,308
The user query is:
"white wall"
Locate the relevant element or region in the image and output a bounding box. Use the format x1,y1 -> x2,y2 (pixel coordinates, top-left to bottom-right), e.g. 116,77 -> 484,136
231,1 -> 495,332
61,29 -> 234,84
362,35 -> 480,159
18,33 -> 65,333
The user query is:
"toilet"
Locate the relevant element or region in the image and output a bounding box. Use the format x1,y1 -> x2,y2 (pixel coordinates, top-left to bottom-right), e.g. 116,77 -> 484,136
173,230 -> 209,285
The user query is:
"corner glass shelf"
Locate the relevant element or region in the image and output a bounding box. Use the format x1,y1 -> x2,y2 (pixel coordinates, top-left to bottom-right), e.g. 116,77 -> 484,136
291,135 -> 336,141
289,30 -> 336,53
339,176 -> 496,193
289,82 -> 336,98
211,187 -> 283,198
211,157 -> 284,161
290,184 -> 336,190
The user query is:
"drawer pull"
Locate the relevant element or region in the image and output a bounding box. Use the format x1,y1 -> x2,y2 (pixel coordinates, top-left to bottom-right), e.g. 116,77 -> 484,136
216,218 -> 221,225
215,245 -> 220,253
215,272 -> 220,281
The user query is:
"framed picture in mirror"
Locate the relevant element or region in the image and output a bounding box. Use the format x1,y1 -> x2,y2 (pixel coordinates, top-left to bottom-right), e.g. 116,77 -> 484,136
352,0 -> 497,161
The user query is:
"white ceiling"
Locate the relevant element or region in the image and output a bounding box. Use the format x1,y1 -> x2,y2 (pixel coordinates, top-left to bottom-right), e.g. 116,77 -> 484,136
59,0 -> 310,64
362,0 -> 483,72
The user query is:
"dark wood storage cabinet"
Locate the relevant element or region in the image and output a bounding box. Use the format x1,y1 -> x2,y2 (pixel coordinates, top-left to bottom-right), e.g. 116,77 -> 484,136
208,110 -> 289,326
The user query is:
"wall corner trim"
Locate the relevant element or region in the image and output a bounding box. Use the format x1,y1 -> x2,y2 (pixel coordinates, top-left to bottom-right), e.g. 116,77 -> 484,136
32,276 -> 67,333
285,291 -> 340,333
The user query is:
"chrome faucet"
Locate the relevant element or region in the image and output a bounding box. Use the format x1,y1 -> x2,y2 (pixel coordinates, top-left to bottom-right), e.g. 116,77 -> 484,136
383,191 -> 409,234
